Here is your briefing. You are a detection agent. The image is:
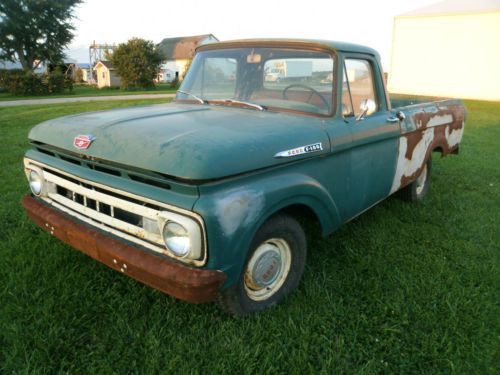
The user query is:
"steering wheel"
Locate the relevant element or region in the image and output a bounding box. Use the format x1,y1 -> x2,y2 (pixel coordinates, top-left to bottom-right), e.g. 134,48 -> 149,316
282,84 -> 330,110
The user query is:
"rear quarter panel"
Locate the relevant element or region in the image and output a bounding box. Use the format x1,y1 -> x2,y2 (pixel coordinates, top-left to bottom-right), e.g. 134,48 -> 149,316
390,98 -> 466,193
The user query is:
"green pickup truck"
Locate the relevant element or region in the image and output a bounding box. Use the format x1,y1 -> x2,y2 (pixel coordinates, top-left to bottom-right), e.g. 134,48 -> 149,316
22,39 -> 465,315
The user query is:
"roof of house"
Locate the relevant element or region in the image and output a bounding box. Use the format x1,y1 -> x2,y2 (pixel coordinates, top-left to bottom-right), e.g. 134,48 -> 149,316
399,0 -> 500,17
94,60 -> 114,70
157,34 -> 218,59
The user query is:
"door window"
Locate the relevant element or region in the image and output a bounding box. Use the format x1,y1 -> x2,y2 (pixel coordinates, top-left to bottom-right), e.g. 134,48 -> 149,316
344,59 -> 377,117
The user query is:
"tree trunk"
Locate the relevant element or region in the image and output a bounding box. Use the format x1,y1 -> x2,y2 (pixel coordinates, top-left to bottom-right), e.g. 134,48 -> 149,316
16,49 -> 33,72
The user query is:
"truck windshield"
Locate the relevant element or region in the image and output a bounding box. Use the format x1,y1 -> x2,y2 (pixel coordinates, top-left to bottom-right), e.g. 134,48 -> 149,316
177,47 -> 335,115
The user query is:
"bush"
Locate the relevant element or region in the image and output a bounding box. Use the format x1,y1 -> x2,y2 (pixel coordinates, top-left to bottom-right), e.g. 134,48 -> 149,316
0,69 -> 74,96
75,68 -> 84,83
22,72 -> 46,95
169,77 -> 179,89
1,69 -> 23,94
47,71 -> 65,93
64,75 -> 74,92
0,69 -> 12,92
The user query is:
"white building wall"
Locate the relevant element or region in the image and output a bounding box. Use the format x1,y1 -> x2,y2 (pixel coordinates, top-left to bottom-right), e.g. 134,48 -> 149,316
388,12 -> 500,101
161,59 -> 191,81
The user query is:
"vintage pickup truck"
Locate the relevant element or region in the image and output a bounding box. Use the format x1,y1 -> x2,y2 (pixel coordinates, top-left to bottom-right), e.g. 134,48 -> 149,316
22,39 -> 465,315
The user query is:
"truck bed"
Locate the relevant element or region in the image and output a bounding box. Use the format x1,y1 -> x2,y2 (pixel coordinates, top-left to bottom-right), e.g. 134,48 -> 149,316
387,94 -> 466,194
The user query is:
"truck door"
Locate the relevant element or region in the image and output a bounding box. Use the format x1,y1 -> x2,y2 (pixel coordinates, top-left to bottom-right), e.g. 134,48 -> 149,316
341,55 -> 400,219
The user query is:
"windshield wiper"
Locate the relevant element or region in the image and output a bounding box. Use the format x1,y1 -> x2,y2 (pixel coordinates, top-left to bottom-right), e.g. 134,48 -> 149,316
177,90 -> 207,104
212,99 -> 266,111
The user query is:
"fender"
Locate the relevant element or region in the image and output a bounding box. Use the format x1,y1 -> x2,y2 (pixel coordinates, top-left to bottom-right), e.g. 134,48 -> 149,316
195,171 -> 342,288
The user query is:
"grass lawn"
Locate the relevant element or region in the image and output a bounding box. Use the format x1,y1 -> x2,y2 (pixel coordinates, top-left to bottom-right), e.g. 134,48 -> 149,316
0,99 -> 498,373
0,83 -> 176,101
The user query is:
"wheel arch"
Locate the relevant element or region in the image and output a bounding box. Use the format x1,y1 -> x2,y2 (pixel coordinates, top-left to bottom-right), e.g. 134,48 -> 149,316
198,172 -> 342,288
261,196 -> 339,237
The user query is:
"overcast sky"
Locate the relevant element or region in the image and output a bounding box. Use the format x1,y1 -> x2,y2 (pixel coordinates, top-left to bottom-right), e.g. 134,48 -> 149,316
67,0 -> 440,70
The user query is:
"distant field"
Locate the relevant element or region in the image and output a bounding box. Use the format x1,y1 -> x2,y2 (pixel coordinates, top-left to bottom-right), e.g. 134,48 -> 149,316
0,99 -> 498,373
0,83 -> 177,101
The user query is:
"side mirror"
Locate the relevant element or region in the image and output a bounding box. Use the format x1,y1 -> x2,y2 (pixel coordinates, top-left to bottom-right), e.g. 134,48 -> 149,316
356,99 -> 377,121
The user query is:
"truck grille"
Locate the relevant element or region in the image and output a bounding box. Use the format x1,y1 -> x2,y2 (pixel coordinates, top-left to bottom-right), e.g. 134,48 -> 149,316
23,159 -> 206,266
43,167 -> 165,246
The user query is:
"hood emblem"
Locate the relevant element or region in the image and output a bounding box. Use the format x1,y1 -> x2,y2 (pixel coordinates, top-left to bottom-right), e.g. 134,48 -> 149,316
73,134 -> 96,150
274,142 -> 323,158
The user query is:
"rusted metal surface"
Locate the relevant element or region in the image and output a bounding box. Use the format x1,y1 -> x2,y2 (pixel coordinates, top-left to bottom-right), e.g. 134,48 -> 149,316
22,195 -> 226,303
390,102 -> 465,193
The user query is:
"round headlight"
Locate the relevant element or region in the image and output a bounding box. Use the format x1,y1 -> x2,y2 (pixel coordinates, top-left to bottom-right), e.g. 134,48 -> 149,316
29,170 -> 43,196
163,222 -> 190,257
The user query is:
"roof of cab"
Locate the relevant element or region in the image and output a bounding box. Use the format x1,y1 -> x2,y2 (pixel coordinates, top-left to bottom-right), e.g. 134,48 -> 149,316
196,38 -> 380,58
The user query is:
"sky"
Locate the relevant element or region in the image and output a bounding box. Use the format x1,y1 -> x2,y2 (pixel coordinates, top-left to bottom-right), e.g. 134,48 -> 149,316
67,0 -> 441,71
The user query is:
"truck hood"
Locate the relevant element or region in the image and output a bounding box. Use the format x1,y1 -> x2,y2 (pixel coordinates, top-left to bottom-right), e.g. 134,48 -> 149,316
29,103 -> 330,180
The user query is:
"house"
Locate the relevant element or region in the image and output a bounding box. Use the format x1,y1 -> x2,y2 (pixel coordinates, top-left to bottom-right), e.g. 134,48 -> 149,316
93,60 -> 121,88
76,63 -> 91,83
157,34 -> 218,82
388,0 -> 500,101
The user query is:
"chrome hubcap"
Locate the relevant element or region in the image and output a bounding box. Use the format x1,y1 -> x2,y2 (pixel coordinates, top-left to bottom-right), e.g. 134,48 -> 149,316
244,238 -> 292,301
416,164 -> 427,195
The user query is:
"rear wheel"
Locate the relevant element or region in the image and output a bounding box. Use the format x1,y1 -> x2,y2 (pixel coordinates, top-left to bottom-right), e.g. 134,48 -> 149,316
399,156 -> 432,202
218,214 -> 307,316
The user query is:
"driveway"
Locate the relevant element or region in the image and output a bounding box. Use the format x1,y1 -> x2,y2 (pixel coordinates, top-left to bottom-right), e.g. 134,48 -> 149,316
0,93 -> 175,107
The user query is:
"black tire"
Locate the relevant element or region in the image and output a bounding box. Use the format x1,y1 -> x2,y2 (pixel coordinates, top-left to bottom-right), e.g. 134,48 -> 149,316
399,156 -> 432,202
218,213 -> 307,316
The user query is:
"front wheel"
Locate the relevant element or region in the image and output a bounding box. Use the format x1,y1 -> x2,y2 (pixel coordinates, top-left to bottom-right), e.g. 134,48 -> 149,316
399,156 -> 432,202
218,214 -> 307,316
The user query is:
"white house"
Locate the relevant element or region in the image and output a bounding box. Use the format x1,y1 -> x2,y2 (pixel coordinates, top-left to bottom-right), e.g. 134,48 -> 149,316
157,34 -> 218,82
388,0 -> 500,101
94,60 -> 121,88
76,63 -> 91,82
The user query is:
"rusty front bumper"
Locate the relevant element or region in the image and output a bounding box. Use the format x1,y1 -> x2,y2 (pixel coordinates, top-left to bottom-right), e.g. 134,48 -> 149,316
22,195 -> 226,303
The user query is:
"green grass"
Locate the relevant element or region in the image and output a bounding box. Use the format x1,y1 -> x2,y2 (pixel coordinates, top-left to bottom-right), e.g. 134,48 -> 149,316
0,83 -> 176,101
0,99 -> 498,373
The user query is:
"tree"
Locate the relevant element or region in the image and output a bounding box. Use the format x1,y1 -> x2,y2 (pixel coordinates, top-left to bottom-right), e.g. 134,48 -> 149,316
0,0 -> 82,72
110,38 -> 164,89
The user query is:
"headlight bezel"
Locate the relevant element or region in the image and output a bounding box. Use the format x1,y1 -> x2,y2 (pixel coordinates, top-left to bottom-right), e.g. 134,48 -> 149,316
25,165 -> 51,197
158,211 -> 203,261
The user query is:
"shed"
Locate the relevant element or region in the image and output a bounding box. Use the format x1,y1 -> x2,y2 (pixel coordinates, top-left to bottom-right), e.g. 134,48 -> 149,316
47,58 -> 77,79
157,34 -> 218,82
94,61 -> 121,88
388,0 -> 500,101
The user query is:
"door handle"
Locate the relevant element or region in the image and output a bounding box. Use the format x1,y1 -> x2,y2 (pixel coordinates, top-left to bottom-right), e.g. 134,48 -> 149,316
387,111 -> 406,123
